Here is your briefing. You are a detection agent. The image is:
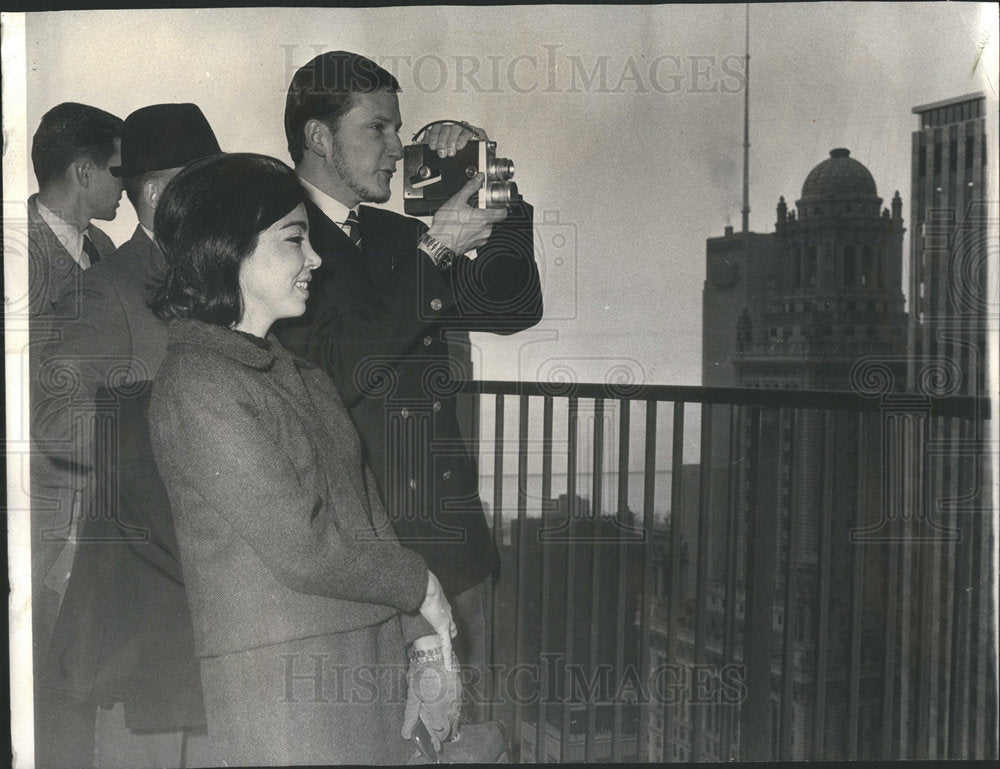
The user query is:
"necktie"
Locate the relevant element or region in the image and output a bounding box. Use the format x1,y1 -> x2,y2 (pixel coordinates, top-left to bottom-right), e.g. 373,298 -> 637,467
343,210 -> 362,249
82,234 -> 101,267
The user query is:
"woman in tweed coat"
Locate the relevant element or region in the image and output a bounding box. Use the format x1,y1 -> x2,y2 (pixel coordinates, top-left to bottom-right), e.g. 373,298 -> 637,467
147,154 -> 457,765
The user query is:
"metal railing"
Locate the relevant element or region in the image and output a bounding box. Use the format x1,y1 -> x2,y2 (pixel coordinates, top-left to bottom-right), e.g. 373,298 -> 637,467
462,379 -> 995,762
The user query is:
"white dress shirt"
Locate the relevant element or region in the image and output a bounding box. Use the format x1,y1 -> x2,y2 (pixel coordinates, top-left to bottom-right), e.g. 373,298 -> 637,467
299,176 -> 357,236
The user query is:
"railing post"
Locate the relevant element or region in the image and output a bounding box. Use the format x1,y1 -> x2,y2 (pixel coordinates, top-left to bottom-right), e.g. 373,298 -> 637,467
740,406 -> 779,761
813,411 -> 834,759
612,399 -> 631,763
535,396 -> 555,763
636,400 -> 657,762
690,403 -> 713,761
584,398 -> 604,763
720,404 -> 741,762
512,393 -> 530,761
778,408 -> 799,761
660,402 -> 683,762
560,397 -> 579,762
486,393 -> 504,724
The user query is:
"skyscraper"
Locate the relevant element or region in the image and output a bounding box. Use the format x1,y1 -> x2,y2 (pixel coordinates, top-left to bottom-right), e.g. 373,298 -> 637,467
736,148 -> 908,389
687,148 -> 908,760
907,92 -> 989,397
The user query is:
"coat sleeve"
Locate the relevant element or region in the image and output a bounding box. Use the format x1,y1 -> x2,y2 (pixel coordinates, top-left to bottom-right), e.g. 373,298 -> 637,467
443,199 -> 543,333
149,366 -> 429,613
361,464 -> 436,645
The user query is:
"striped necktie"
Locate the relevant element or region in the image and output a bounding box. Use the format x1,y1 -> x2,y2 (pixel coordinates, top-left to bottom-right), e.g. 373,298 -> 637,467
343,210 -> 362,248
82,234 -> 101,267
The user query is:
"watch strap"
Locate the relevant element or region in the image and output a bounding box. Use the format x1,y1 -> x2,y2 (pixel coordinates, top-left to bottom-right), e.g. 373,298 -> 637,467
418,232 -> 457,271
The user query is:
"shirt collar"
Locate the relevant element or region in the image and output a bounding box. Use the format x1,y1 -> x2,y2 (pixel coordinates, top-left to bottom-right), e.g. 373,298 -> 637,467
35,198 -> 86,262
140,223 -> 155,242
298,175 -> 357,232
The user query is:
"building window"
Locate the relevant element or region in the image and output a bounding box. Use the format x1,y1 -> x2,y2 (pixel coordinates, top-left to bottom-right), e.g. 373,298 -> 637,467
861,245 -> 873,287
949,139 -> 957,172
933,141 -> 942,174
793,248 -> 802,287
806,246 -> 817,286
843,245 -> 855,286
918,145 -> 926,177
966,136 -> 975,168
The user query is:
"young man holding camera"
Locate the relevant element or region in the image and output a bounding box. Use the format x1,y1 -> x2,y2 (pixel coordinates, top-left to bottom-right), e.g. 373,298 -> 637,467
276,50 -> 542,728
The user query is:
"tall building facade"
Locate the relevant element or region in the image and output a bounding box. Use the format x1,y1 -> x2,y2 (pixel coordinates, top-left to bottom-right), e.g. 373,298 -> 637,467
736,148 -> 908,389
735,149 -> 906,759
907,93 -> 989,397
905,93 -> 996,760
675,148 -> 908,760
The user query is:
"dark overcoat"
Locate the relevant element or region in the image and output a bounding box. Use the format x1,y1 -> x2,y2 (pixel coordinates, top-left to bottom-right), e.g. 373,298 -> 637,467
276,199 -> 542,598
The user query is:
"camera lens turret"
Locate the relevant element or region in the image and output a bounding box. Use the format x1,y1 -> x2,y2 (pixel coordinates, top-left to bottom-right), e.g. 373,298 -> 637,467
488,157 -> 515,182
486,181 -> 520,207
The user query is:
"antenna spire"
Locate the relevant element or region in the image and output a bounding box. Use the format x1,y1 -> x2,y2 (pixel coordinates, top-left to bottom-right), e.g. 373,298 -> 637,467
741,3 -> 751,234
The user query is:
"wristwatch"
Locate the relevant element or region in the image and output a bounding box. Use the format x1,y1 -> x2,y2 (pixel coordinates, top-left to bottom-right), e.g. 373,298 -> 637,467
418,232 -> 457,271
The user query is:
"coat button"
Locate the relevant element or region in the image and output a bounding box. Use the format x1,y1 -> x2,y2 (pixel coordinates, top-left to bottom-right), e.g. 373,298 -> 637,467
409,478 -> 417,490
401,408 -> 409,418
442,470 -> 452,480
430,298 -> 442,311
433,401 -> 441,412
423,335 -> 433,346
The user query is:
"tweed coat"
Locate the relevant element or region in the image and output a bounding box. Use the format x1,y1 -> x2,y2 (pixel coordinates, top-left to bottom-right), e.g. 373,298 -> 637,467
33,226 -> 171,455
41,382 -> 206,732
32,227 -> 211,744
26,193 -> 116,672
27,193 -> 116,325
149,319 -> 431,653
275,198 -> 542,598
149,320 -> 431,763
32,226 -> 170,544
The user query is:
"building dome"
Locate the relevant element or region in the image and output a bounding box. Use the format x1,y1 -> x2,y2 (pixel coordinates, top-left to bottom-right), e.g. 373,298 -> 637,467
799,148 -> 877,202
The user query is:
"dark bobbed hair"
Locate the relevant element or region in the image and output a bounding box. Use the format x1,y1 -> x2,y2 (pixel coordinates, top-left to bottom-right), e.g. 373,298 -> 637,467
31,102 -> 123,187
284,50 -> 400,165
150,153 -> 305,327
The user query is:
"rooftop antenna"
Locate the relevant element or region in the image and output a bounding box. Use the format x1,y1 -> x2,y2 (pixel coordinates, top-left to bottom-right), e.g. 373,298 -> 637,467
741,2 -> 751,235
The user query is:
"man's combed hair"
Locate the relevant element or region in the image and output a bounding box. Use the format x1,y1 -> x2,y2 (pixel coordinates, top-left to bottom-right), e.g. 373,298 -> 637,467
31,102 -> 123,187
150,153 -> 305,328
284,50 -> 400,165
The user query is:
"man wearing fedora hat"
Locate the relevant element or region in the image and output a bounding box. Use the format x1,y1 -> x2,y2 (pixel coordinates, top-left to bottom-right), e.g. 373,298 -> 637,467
32,103 -> 222,769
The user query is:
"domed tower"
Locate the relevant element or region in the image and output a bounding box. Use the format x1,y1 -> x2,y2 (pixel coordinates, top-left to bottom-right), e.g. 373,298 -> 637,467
737,149 -> 907,389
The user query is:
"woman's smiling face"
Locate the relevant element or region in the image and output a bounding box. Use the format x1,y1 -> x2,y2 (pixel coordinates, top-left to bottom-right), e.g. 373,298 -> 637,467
235,203 -> 321,337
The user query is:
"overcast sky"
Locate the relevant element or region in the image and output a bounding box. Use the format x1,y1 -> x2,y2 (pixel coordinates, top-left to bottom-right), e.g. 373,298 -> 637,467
11,2 -> 999,389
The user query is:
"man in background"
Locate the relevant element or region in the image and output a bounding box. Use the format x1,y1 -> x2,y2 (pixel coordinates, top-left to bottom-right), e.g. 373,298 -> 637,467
276,50 -> 542,721
32,103 -> 222,769
28,102 -> 123,325
27,101 -> 123,707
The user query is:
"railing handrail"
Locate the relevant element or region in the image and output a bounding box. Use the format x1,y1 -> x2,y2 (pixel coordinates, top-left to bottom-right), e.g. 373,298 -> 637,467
457,379 -> 991,420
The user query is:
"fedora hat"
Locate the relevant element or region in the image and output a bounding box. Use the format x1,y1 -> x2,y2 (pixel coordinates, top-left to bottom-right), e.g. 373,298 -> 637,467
111,103 -> 221,177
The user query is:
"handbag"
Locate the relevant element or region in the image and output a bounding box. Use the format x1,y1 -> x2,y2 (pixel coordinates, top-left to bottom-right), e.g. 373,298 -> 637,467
408,720 -> 508,764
